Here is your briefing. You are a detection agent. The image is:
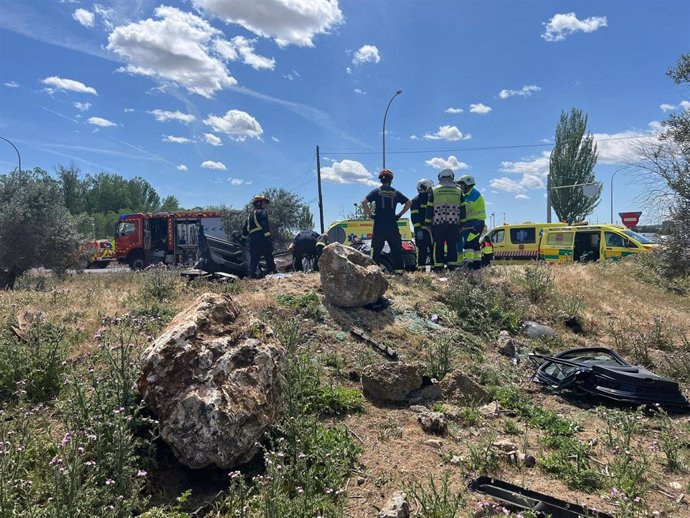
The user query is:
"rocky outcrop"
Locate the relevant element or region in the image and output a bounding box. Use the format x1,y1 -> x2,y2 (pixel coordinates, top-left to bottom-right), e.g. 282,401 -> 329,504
361,362 -> 423,403
319,243 -> 389,308
378,491 -> 410,518
138,293 -> 285,469
440,369 -> 492,406
417,410 -> 448,435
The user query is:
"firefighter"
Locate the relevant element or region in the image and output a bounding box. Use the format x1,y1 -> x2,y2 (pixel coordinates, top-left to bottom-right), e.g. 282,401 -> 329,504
481,234 -> 494,268
411,178 -> 434,270
361,169 -> 411,274
242,195 -> 278,278
425,169 -> 465,271
289,229 -> 320,272
458,175 -> 486,270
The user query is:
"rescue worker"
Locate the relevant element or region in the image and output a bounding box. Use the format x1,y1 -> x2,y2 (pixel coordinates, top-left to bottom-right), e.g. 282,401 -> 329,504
425,169 -> 465,271
362,169 -> 411,274
289,229 -> 320,272
458,175 -> 486,270
481,234 -> 494,268
410,178 -> 434,270
242,195 -> 278,278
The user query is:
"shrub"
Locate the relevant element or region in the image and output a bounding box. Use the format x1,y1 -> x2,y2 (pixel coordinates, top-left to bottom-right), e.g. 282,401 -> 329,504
424,334 -> 455,381
276,292 -> 323,320
521,262 -> 554,304
407,472 -> 466,518
540,435 -> 603,492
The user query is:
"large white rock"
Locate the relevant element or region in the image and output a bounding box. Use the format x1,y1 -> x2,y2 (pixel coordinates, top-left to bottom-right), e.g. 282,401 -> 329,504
319,243 -> 388,308
138,293 -> 285,469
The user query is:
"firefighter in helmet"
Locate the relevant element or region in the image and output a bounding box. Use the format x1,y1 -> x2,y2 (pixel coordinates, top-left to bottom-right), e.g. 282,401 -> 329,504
425,169 -> 465,271
361,169 -> 411,274
411,178 -> 434,270
458,175 -> 486,270
242,194 -> 278,278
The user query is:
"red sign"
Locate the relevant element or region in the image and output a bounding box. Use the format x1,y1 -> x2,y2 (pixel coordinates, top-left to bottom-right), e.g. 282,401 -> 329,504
619,211 -> 642,229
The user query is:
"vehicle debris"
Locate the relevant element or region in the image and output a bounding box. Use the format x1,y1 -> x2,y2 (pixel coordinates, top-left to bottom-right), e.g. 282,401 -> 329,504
530,347 -> 690,411
351,327 -> 398,360
469,476 -> 613,518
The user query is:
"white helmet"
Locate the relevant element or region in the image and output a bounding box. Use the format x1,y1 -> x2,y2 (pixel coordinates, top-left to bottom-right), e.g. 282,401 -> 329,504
458,174 -> 476,186
417,178 -> 433,192
438,168 -> 454,181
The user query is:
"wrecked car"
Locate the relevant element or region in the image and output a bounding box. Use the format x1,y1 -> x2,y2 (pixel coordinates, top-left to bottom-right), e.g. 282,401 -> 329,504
530,347 -> 690,411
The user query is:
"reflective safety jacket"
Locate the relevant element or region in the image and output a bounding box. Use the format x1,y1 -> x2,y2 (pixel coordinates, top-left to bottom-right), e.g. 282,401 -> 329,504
242,209 -> 271,239
410,191 -> 430,230
481,240 -> 494,255
425,183 -> 465,225
462,187 -> 486,223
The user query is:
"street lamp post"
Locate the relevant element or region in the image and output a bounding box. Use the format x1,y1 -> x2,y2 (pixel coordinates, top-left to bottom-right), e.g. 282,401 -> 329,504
0,136 -> 21,172
382,90 -> 403,170
610,167 -> 626,224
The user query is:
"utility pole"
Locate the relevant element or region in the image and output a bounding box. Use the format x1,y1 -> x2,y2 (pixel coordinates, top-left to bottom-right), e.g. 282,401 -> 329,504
316,145 -> 324,234
546,173 -> 552,223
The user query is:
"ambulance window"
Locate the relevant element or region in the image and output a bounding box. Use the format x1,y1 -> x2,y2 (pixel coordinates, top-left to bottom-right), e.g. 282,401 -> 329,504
491,229 -> 505,244
510,227 -> 535,244
546,232 -> 573,246
605,232 -> 625,247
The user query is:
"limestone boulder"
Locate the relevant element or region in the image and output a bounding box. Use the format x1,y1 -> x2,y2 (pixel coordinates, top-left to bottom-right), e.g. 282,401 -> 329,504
440,369 -> 492,406
319,243 -> 388,308
361,362 -> 424,402
138,293 -> 285,469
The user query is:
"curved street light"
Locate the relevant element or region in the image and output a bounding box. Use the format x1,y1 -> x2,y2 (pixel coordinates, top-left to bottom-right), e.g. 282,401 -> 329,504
0,136 -> 21,172
382,89 -> 403,170
610,166 -> 627,224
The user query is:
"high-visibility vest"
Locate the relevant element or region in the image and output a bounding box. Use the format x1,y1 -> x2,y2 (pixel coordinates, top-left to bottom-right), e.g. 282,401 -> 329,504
482,244 -> 494,255
425,185 -> 464,225
247,210 -> 271,237
463,187 -> 486,222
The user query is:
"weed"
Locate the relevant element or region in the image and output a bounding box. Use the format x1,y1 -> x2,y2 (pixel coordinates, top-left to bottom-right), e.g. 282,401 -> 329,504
313,385 -> 364,416
657,409 -> 685,472
322,352 -> 345,378
558,293 -> 586,319
465,434 -> 499,475
424,334 -> 455,381
660,334 -> 690,382
540,435 -> 603,492
457,407 -> 482,427
378,419 -> 403,442
609,488 -> 649,518
521,263 -> 554,304
599,408 -> 644,451
609,316 -> 676,368
407,472 -> 466,518
276,292 -> 323,320
493,386 -> 578,436
136,267 -> 180,320
503,419 -> 520,435
609,450 -> 649,498
475,501 -> 539,517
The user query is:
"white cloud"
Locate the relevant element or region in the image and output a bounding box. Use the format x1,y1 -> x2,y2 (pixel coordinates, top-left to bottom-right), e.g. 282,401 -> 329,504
321,159 -> 378,186
445,107 -> 463,114
177,164 -> 188,171
229,177 -> 251,185
87,116 -> 116,127
163,135 -> 192,143
73,102 -> 92,112
192,0 -> 344,47
540,138 -> 552,144
73,8 -> 95,28
542,12 -> 608,42
681,100 -> 690,111
148,109 -> 196,123
107,6 -> 237,98
660,103 -> 677,112
469,103 -> 492,114
271,136 -> 280,143
345,66 -> 352,75
489,177 -> 526,193
515,194 -> 530,200
203,109 -> 263,141
202,160 -> 227,170
124,108 -> 135,113
41,76 -> 97,95
230,36 -> 275,70
352,45 -> 380,65
499,85 -> 541,99
354,88 -> 366,95
204,133 -> 223,146
283,69 -> 301,81
492,151 -> 550,193
423,125 -> 471,141
500,151 -> 550,175
593,125 -> 661,164
3,81 -> 19,88
424,155 -> 469,171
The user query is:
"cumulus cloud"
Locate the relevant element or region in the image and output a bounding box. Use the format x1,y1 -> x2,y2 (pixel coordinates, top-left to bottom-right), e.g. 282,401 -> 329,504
73,102 -> 92,112
73,8 -> 95,27
229,177 -> 251,185
491,151 -> 550,193
352,45 -> 380,65
660,103 -> 677,112
230,35 -> 275,70
204,133 -> 223,146
3,81 -> 19,88
203,109 -> 263,141
320,159 -> 378,186
422,125 -> 471,141
499,151 -> 550,176
445,107 -> 463,114
354,88 -> 366,95
682,100 -> 690,111
107,6 -> 237,98
469,103 -> 492,114
177,164 -> 188,171
499,85 -> 541,99
515,194 -> 530,200
163,135 -> 192,143
192,0 -> 344,47
593,124 -> 661,164
489,177 -> 526,193
148,109 -> 196,123
424,155 -> 469,171
41,76 -> 97,95
202,160 -> 227,170
87,116 -> 116,127
542,12 -> 608,42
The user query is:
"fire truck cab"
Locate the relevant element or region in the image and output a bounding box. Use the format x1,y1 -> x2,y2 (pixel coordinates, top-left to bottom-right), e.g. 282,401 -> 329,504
115,211 -> 226,269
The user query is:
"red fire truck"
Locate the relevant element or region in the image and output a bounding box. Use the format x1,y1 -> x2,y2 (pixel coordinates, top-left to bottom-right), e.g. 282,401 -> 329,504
115,211 -> 228,269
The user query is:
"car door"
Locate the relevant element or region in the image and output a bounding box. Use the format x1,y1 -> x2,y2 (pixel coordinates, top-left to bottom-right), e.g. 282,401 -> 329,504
603,231 -> 632,260
541,230 -> 574,263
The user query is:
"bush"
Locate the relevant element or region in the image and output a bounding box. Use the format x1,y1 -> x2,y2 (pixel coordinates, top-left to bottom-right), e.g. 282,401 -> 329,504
521,262 -> 554,304
424,334 -> 455,381
407,472 -> 466,518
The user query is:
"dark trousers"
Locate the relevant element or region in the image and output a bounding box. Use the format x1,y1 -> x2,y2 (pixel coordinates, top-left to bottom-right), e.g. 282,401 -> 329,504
482,253 -> 493,267
249,236 -> 277,277
372,225 -> 403,272
415,228 -> 433,268
432,223 -> 461,270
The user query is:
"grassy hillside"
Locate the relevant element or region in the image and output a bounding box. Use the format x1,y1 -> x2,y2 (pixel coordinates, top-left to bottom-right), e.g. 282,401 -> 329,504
0,260 -> 688,517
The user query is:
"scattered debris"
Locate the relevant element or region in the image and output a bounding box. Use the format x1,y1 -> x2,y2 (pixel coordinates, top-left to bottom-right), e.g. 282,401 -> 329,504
180,269 -> 240,283
478,401 -> 501,418
469,476 -> 613,518
563,314 -> 584,334
424,439 -> 443,449
496,330 -> 517,358
440,369 -> 492,406
530,347 -> 690,411
417,410 -> 448,435
351,327 -> 399,360
523,321 -> 557,340
408,405 -> 427,413
10,310 -> 45,341
361,362 -> 423,402
378,491 -> 410,518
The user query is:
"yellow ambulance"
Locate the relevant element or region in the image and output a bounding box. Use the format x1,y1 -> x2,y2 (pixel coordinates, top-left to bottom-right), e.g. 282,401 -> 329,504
487,223 -> 564,263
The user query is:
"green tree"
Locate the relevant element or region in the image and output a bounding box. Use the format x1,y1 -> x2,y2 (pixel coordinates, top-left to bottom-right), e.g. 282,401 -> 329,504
57,164 -> 86,214
549,108 -> 601,223
160,195 -> 181,211
0,169 -> 83,287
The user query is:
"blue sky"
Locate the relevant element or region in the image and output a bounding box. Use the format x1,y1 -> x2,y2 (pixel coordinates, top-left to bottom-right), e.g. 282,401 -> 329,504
1,0 -> 688,227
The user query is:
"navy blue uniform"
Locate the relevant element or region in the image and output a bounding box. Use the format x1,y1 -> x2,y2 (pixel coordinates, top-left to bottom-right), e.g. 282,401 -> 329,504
242,209 -> 277,277
365,186 -> 409,273
410,191 -> 433,269
292,230 -> 319,271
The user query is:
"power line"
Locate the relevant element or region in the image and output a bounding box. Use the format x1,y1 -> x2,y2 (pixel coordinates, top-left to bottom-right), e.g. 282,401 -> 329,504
321,135 -> 653,156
